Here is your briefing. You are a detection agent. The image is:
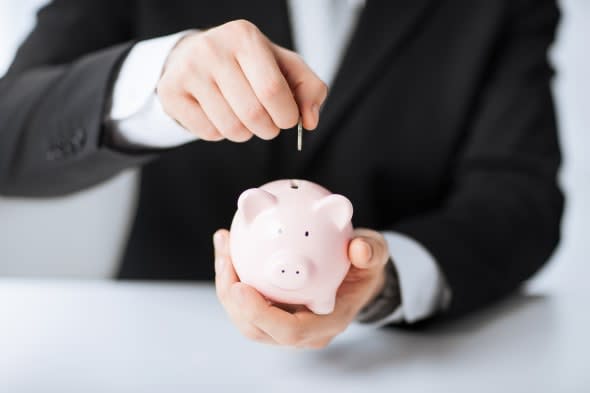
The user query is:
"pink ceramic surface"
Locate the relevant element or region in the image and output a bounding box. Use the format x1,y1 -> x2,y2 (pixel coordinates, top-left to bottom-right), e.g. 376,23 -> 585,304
229,179 -> 354,315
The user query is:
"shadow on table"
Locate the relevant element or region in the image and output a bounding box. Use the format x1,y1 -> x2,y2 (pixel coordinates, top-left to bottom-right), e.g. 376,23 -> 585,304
306,294 -> 557,374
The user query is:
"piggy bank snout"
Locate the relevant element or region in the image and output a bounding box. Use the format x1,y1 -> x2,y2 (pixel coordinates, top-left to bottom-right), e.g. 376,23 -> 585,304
266,252 -> 312,291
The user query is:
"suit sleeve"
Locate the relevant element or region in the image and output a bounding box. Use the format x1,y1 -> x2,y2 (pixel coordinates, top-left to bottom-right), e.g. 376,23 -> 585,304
391,0 -> 564,319
0,0 -> 153,197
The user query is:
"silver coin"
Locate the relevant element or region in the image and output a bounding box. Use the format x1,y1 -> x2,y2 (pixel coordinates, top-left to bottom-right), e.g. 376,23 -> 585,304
297,118 -> 303,151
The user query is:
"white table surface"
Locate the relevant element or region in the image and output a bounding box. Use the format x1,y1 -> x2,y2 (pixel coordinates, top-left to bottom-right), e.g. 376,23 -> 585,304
0,280 -> 588,393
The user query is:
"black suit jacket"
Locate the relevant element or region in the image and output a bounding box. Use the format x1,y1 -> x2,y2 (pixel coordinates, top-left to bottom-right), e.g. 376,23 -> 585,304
0,0 -> 563,319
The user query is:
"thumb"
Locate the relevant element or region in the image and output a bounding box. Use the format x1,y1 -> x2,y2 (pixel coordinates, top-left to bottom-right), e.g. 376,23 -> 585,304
272,45 -> 328,130
348,232 -> 389,270
213,229 -> 230,274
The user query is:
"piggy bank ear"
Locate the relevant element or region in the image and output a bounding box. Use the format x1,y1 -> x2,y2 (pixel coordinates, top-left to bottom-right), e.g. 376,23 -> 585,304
238,188 -> 278,224
313,194 -> 353,230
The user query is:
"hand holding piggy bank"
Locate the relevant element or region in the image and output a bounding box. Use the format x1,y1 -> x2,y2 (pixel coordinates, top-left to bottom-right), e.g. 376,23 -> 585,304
229,179 -> 354,314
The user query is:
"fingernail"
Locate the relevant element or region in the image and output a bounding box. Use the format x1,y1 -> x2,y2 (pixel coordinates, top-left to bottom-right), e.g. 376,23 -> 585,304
313,103 -> 320,119
215,256 -> 226,275
361,240 -> 373,261
213,231 -> 225,250
311,104 -> 319,128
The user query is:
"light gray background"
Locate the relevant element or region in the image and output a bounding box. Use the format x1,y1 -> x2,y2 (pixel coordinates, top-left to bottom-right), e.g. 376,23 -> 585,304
0,0 -> 588,287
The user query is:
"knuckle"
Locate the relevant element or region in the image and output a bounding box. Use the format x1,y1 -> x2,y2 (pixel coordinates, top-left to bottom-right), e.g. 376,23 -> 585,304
168,42 -> 195,70
195,34 -> 220,60
175,32 -> 199,52
227,19 -> 259,38
244,102 -> 266,123
198,33 -> 216,49
225,119 -> 245,135
259,78 -> 284,100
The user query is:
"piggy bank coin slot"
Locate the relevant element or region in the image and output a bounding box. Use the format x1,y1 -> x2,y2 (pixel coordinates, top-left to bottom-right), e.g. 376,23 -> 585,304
290,179 -> 299,189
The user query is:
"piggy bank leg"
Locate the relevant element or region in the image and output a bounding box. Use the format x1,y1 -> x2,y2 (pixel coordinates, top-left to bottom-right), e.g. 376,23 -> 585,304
307,296 -> 336,315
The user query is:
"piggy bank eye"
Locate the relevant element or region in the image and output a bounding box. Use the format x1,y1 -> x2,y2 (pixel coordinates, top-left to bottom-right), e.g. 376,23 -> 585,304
304,231 -> 309,237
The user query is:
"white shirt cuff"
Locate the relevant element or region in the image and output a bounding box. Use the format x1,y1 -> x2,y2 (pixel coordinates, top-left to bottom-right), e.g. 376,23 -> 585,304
363,231 -> 451,327
108,30 -> 198,149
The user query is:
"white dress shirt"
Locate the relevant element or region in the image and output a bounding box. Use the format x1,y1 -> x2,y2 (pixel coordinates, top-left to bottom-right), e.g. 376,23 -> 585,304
107,0 -> 450,324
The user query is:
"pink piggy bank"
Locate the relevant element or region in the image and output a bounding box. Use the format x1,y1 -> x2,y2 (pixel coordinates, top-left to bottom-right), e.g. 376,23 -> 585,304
229,179 -> 354,315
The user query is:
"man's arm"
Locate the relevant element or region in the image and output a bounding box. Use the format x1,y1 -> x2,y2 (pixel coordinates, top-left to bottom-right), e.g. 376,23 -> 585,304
390,0 -> 564,319
108,31 -> 199,149
0,0 -> 151,197
0,1 -> 328,198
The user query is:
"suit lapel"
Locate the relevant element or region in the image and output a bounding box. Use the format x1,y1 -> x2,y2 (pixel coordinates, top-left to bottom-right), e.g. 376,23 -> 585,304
296,0 -> 435,173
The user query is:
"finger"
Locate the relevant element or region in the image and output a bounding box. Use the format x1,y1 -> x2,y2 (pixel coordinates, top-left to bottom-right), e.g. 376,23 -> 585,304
220,272 -> 278,345
162,93 -> 223,141
236,37 -> 299,129
349,237 -> 374,269
302,336 -> 334,350
237,323 -> 278,345
261,302 -> 348,345
213,230 -> 255,315
213,230 -> 238,302
187,79 -> 253,142
212,232 -> 278,345
214,255 -> 238,300
214,60 -> 280,140
233,283 -> 314,346
272,46 -> 328,130
348,230 -> 389,270
292,307 -> 350,338
227,283 -> 278,345
214,229 -> 346,346
213,229 -> 230,272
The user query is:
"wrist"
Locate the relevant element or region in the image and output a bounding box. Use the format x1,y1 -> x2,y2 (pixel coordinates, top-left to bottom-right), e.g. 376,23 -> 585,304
108,30 -> 199,149
356,259 -> 402,323
366,263 -> 388,307
162,30 -> 199,74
